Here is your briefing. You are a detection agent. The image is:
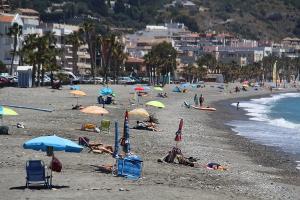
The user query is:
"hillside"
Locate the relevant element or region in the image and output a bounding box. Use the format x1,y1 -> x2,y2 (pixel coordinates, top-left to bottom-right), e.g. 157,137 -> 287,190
9,0 -> 300,40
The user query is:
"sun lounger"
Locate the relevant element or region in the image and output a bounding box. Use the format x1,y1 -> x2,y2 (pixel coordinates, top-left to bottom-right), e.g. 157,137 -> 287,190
25,160 -> 50,188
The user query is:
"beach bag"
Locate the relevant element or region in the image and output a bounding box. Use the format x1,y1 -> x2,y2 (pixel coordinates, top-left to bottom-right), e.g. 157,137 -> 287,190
0,126 -> 9,135
50,156 -> 62,172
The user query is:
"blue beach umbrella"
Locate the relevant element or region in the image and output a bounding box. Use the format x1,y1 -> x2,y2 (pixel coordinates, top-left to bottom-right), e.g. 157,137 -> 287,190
23,135 -> 83,153
180,83 -> 190,88
70,85 -> 80,90
23,135 -> 83,187
100,87 -> 113,96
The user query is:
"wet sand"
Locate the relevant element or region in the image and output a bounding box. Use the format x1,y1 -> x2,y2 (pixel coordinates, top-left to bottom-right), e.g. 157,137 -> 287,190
0,83 -> 299,200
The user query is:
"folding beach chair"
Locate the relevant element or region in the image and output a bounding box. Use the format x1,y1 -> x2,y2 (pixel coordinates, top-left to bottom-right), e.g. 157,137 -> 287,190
100,119 -> 111,134
25,160 -> 50,188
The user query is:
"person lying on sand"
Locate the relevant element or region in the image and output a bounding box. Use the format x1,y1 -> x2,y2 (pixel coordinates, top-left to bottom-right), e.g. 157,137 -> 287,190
157,147 -> 197,167
133,121 -> 160,132
72,104 -> 84,110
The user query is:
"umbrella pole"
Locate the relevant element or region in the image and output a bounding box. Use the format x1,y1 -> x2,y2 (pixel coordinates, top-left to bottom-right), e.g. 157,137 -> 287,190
76,97 -> 79,106
50,154 -> 53,188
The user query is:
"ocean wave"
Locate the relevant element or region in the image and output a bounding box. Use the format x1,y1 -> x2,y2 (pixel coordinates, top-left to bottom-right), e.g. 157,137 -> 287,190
231,93 -> 300,129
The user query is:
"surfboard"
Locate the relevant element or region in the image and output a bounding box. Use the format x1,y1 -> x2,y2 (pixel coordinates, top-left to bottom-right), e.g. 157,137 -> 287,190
192,105 -> 216,111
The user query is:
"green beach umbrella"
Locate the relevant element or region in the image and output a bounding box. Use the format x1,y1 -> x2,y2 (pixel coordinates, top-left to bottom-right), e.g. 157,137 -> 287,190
153,87 -> 164,91
146,101 -> 165,108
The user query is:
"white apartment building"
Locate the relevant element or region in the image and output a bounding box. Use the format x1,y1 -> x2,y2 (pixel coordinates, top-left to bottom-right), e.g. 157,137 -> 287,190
0,13 -> 23,74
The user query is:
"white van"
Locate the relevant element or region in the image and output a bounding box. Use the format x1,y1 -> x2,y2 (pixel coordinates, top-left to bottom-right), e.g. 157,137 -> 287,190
54,71 -> 80,84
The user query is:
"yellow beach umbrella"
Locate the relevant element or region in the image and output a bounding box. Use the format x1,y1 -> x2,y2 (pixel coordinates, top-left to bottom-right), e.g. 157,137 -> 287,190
80,106 -> 109,115
0,106 -> 18,116
146,101 -> 165,108
70,90 -> 86,96
128,108 -> 150,118
153,87 -> 163,91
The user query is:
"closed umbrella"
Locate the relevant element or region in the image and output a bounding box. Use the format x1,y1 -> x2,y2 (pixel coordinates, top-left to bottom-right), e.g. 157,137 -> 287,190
23,135 -> 83,187
146,101 -> 165,108
120,111 -> 130,154
175,119 -> 183,146
128,108 -> 149,118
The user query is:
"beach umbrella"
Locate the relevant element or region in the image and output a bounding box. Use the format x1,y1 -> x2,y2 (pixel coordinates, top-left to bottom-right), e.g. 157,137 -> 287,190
153,87 -> 163,91
70,90 -> 86,96
146,101 -> 165,108
70,85 -> 80,90
120,111 -> 130,154
100,87 -> 113,96
128,108 -> 150,118
80,106 -> 109,115
134,86 -> 144,91
175,119 -> 183,144
0,106 -> 18,126
180,83 -> 190,88
23,135 -> 83,187
242,84 -> 249,88
70,90 -> 86,106
0,106 -> 18,116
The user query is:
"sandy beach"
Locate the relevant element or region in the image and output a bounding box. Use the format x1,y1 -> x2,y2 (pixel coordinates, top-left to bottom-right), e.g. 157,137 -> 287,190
0,83 -> 300,200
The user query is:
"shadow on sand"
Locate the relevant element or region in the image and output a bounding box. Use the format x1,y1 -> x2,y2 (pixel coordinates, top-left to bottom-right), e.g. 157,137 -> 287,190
10,185 -> 69,190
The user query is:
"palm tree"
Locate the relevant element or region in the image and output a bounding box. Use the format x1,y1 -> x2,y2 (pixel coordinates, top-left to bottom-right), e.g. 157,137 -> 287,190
22,34 -> 38,87
7,23 -> 23,75
111,41 -> 127,83
80,21 -> 96,80
66,31 -> 83,75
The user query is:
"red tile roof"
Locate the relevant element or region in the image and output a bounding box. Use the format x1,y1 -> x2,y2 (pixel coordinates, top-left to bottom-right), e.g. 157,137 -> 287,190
0,15 -> 14,23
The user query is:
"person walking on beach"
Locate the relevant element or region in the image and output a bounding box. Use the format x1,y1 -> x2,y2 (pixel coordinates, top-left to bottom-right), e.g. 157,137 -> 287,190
237,101 -> 240,110
199,94 -> 204,107
194,94 -> 199,106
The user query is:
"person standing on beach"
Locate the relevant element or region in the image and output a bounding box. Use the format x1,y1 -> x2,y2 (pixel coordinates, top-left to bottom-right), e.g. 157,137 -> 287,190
194,94 -> 199,106
237,101 -> 240,110
199,94 -> 204,107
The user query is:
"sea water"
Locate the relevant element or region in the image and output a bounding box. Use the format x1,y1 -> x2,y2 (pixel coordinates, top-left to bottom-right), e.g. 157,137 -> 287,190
227,93 -> 300,169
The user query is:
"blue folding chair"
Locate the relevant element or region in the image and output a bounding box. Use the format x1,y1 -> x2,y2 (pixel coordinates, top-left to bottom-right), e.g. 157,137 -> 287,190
25,160 -> 50,188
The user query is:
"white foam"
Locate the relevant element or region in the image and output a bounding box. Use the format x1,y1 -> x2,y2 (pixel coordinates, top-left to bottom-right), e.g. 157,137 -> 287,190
231,93 -> 300,129
296,161 -> 300,170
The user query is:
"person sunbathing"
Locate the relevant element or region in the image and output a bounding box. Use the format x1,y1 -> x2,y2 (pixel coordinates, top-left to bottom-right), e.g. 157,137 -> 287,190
133,121 -> 159,131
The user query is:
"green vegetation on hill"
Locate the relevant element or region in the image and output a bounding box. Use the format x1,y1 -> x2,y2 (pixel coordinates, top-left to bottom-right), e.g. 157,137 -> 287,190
10,0 -> 300,39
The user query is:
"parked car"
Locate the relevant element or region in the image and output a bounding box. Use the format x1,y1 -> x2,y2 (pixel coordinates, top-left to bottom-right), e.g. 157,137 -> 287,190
88,77 -> 103,84
117,77 -> 136,85
0,76 -> 10,87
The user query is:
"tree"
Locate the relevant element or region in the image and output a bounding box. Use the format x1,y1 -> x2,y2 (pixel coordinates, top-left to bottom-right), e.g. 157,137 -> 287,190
111,41 -> 127,83
22,34 -> 38,87
0,60 -> 7,73
197,54 -> 217,73
114,0 -> 126,13
144,41 -> 177,85
7,23 -> 23,75
66,31 -> 83,75
80,21 -> 97,80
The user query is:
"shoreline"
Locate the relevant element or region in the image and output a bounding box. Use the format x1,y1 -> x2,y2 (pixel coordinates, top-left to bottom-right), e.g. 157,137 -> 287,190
211,91 -> 300,186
